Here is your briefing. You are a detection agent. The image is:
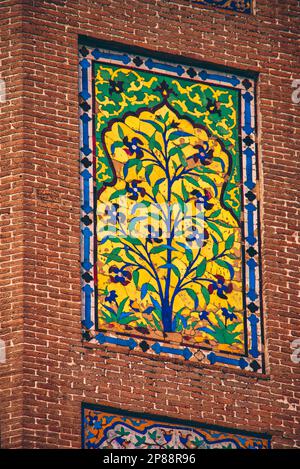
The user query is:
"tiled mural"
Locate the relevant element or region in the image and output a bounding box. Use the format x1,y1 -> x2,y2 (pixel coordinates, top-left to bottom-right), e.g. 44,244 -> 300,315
191,0 -> 252,14
79,44 -> 264,373
82,404 -> 271,449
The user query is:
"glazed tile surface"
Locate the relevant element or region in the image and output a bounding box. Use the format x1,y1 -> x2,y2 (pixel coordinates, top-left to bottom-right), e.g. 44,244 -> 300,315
82,404 -> 271,449
79,45 -> 264,373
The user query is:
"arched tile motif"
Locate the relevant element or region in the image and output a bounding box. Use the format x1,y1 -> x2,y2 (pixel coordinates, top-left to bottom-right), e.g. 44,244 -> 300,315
82,404 -> 271,449
79,44 -> 264,373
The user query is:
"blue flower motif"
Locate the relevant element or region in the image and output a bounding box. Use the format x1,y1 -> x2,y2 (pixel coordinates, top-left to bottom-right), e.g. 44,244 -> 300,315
126,180 -> 146,201
208,275 -> 233,299
221,307 -> 237,322
179,434 -> 189,445
123,136 -> 144,158
109,265 -> 132,285
192,189 -> 214,210
192,142 -> 214,165
164,434 -> 172,443
199,310 -> 210,321
88,414 -> 98,426
105,290 -> 118,303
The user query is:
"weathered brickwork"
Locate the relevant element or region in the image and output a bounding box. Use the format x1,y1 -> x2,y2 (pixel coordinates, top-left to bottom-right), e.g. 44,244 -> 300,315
0,0 -> 25,448
0,0 -> 299,449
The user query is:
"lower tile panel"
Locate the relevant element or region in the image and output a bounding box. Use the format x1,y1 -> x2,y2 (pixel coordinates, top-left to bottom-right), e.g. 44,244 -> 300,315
82,403 -> 271,449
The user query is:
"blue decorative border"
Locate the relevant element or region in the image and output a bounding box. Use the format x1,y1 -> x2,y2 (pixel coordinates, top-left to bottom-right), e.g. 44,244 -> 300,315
79,42 -> 264,373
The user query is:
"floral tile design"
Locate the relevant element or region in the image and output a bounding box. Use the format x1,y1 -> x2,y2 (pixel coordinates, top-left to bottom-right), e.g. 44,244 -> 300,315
82,404 -> 271,449
79,44 -> 264,372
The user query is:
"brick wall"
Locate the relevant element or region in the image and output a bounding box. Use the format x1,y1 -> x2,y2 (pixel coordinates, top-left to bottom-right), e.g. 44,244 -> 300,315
0,0 -> 25,448
0,0 -> 299,448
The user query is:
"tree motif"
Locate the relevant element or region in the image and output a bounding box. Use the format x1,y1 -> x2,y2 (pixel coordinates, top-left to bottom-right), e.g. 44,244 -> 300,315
97,104 -> 243,348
